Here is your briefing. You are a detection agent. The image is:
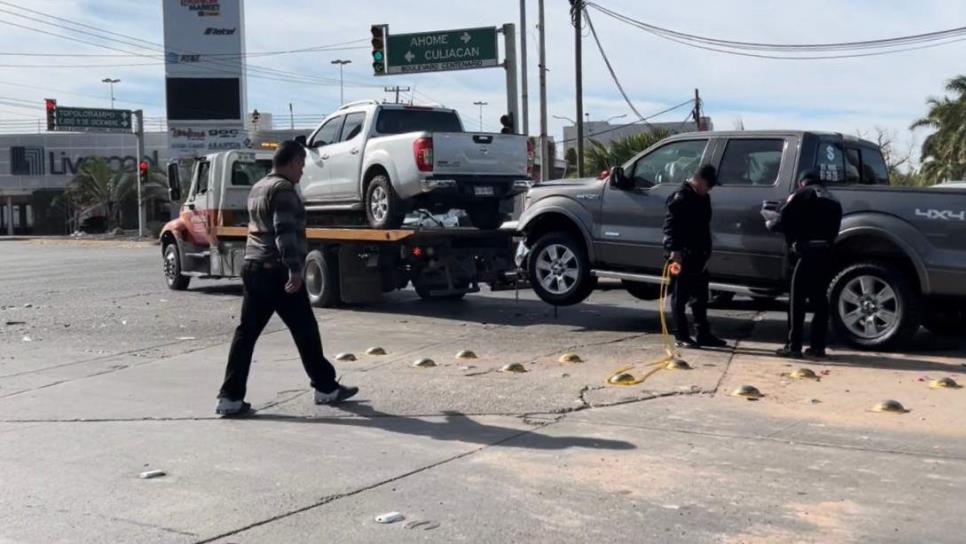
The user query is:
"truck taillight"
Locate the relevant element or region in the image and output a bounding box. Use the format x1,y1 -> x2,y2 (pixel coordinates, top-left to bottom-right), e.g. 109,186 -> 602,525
413,137 -> 433,172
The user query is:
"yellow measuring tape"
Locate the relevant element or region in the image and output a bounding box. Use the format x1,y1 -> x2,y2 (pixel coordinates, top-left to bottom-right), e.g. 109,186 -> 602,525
606,261 -> 689,386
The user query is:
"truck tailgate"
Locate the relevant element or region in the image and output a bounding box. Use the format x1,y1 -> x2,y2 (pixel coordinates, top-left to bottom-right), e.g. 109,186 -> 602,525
432,132 -> 528,177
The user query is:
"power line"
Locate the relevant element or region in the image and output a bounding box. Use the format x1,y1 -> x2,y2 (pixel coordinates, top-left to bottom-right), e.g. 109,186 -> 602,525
582,8 -> 649,125
559,99 -> 695,144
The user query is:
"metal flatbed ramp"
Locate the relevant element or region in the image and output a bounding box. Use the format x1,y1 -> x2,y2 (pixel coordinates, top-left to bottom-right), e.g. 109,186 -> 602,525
214,226 -> 515,243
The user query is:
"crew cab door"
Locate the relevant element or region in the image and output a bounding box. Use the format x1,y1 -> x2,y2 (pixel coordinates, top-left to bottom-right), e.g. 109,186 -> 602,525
596,138 -> 711,272
326,112 -> 368,202
706,136 -> 793,284
301,115 -> 345,203
181,159 -> 213,248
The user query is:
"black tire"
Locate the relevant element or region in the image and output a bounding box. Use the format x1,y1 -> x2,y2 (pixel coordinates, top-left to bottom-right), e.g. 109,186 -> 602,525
467,202 -> 505,230
708,290 -> 735,307
527,232 -> 596,306
365,174 -> 405,229
305,249 -> 340,308
922,304 -> 966,336
163,243 -> 190,291
622,280 -> 660,301
829,262 -> 922,349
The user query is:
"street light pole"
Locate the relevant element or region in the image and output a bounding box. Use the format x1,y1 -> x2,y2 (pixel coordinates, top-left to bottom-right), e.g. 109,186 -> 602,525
101,78 -> 120,109
330,59 -> 352,105
473,100 -> 488,132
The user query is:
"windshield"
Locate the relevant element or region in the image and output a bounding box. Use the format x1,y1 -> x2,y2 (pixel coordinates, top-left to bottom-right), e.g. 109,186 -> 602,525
374,109 -> 462,134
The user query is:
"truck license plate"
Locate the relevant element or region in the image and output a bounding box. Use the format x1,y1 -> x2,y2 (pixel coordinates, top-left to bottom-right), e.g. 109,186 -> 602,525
474,186 -> 495,196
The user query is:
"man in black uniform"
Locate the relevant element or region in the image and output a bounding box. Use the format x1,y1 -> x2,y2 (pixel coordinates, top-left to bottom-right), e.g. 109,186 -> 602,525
765,171 -> 843,358
663,164 -> 728,349
215,141 -> 358,416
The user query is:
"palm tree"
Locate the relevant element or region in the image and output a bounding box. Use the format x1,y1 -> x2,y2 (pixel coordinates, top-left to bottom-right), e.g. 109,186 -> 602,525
62,157 -> 167,230
911,75 -> 966,185
584,129 -> 670,175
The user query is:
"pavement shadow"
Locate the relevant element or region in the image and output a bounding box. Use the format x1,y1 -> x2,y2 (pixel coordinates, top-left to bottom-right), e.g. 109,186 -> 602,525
251,403 -> 636,451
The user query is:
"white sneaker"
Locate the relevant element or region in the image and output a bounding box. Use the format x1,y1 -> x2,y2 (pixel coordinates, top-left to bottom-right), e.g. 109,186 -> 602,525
215,398 -> 252,416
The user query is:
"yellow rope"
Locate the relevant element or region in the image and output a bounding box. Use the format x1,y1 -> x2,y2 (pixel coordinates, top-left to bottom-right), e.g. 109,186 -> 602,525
606,261 -> 684,386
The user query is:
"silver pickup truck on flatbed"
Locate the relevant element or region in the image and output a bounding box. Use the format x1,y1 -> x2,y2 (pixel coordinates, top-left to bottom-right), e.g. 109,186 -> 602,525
518,130 -> 966,349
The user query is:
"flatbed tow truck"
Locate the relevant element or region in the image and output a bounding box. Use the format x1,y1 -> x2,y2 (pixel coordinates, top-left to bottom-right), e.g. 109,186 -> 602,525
160,150 -> 519,306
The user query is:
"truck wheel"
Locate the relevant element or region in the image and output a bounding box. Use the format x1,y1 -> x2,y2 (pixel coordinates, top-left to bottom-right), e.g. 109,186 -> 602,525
305,250 -> 340,308
829,262 -> 922,349
622,280 -> 660,301
365,174 -> 405,229
163,243 -> 190,291
467,202 -> 505,230
922,304 -> 966,336
527,233 -> 596,306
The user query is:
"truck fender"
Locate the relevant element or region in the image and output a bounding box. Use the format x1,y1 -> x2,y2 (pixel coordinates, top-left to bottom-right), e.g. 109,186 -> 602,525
838,212 -> 931,294
518,198 -> 597,262
360,151 -> 400,195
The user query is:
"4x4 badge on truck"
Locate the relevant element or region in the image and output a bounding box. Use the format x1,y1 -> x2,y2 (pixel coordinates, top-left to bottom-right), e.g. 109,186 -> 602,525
915,208 -> 966,221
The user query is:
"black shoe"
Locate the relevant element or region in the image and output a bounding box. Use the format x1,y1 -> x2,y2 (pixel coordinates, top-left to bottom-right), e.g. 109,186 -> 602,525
215,399 -> 253,416
675,336 -> 700,349
696,334 -> 728,348
314,385 -> 359,405
776,346 -> 804,358
805,348 -> 827,359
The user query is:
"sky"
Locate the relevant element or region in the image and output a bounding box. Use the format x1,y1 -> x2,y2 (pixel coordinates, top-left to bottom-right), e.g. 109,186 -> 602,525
0,0 -> 963,162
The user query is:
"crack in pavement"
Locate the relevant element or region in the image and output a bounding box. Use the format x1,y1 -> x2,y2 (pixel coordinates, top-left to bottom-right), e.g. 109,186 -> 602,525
192,418 -> 562,544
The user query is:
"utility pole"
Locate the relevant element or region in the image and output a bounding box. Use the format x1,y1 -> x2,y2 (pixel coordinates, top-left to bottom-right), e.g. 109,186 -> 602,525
101,78 -> 120,109
289,102 -> 294,130
331,59 -> 351,105
537,0 -> 549,181
473,101 -> 488,132
384,86 -> 410,104
519,0 -> 529,137
134,109 -> 145,238
692,88 -> 704,131
502,23 -> 520,133
571,0 -> 585,177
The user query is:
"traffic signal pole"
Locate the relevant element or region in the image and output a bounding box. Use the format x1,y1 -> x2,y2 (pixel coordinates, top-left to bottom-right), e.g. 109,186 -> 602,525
135,109 -> 145,238
538,0 -> 549,180
502,23 -> 520,133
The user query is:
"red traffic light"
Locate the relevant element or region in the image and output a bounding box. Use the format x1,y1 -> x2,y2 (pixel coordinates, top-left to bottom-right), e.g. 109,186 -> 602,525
45,98 -> 56,111
138,160 -> 149,174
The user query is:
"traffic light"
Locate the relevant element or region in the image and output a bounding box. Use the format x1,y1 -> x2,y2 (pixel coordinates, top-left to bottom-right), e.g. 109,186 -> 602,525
44,98 -> 56,131
500,113 -> 514,134
371,24 -> 386,75
138,160 -> 149,184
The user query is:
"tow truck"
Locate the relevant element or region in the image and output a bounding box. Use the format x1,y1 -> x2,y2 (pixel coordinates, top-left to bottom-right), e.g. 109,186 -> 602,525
160,150 -> 520,306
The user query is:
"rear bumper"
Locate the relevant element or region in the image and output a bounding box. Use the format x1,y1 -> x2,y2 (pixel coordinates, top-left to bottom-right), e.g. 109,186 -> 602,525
419,175 -> 531,201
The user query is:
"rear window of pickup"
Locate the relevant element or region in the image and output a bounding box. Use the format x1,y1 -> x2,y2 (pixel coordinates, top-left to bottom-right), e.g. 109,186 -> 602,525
375,109 -> 463,135
811,137 -> 889,186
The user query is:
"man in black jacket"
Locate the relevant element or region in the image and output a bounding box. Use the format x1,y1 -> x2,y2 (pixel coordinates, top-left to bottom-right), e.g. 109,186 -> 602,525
663,164 -> 728,349
765,171 -> 842,358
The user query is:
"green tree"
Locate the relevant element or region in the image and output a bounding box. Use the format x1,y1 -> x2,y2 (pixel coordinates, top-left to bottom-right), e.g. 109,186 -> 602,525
62,157 -> 167,230
583,129 -> 670,175
911,75 -> 966,185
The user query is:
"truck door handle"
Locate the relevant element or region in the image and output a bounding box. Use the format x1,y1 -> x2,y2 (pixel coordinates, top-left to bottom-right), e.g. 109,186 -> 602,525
350,148 -> 359,155
762,200 -> 781,209
321,154 -> 330,160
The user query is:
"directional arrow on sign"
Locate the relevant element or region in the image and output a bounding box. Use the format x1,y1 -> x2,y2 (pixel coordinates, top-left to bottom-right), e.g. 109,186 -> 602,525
460,32 -> 472,44
404,50 -> 415,62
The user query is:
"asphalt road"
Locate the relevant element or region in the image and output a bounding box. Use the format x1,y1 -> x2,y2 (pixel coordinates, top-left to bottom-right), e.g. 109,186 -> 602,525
1,239 -> 964,543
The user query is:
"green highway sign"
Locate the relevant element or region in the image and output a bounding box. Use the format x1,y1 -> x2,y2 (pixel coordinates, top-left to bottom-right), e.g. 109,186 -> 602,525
54,107 -> 132,132
384,26 -> 499,75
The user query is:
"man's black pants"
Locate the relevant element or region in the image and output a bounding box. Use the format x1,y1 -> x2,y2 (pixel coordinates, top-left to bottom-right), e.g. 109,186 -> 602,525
219,261 -> 338,401
787,248 -> 833,352
671,255 -> 711,340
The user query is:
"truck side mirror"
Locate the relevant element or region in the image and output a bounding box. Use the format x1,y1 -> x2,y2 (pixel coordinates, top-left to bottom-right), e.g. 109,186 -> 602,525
166,161 -> 182,202
609,166 -> 630,190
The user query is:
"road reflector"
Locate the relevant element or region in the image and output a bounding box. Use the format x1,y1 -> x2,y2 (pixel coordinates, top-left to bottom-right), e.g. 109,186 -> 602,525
366,347 -> 387,356
559,353 -> 583,363
731,385 -> 764,400
930,377 -> 961,389
456,350 -> 478,359
413,358 -> 437,368
872,400 -> 909,413
790,368 -> 819,380
501,363 -> 527,373
665,359 -> 691,370
139,470 -> 166,479
335,353 -> 357,362
609,372 -> 637,385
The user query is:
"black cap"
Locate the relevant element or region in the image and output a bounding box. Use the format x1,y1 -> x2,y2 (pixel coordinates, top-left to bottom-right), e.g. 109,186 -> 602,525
696,164 -> 718,186
799,170 -> 822,186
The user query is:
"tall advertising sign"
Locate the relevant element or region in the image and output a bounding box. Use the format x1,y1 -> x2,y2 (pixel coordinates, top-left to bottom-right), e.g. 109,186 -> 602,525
162,0 -> 249,159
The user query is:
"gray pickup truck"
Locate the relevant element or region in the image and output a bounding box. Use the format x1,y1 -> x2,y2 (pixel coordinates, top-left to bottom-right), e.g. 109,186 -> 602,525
518,130 -> 966,349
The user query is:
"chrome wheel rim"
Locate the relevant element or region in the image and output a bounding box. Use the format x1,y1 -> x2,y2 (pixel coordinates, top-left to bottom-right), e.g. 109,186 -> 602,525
163,247 -> 177,284
838,274 -> 901,339
305,259 -> 323,297
534,244 -> 579,295
370,185 -> 389,223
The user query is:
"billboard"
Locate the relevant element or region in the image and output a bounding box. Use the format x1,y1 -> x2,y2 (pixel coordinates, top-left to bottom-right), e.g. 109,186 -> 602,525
162,0 -> 248,158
